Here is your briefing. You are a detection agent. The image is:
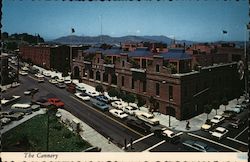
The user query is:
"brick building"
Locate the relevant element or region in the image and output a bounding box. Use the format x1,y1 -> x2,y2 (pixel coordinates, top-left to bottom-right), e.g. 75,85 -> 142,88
20,45 -> 71,73
73,47 -> 242,120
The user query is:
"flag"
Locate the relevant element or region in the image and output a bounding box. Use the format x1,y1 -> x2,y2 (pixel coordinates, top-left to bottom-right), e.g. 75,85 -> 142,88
222,30 -> 227,34
71,28 -> 75,33
247,23 -> 250,30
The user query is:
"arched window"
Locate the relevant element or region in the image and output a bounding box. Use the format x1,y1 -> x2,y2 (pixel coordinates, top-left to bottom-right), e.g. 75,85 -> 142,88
96,71 -> 101,81
73,66 -> 80,78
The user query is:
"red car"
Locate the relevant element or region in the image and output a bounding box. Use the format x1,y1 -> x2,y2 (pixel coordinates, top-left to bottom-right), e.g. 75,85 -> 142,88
47,98 -> 64,108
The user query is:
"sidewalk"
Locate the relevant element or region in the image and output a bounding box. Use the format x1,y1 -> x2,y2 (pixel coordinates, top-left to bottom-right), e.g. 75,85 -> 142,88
140,96 -> 246,132
58,109 -> 124,152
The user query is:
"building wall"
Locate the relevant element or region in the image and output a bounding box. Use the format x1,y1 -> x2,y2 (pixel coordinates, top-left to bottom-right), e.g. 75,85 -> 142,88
19,45 -> 71,72
73,51 -> 243,120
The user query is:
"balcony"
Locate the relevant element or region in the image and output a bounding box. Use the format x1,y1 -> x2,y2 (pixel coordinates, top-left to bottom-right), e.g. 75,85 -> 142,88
83,60 -> 91,64
103,64 -> 115,68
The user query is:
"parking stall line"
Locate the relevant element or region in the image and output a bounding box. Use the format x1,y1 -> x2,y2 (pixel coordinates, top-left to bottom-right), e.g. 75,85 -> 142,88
187,133 -> 242,152
70,96 -> 144,137
122,133 -> 155,149
234,127 -> 248,139
142,140 -> 166,152
226,137 -> 248,146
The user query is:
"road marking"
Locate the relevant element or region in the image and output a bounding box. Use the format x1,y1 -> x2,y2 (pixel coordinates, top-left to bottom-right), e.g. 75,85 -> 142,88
234,126 -> 248,139
187,133 -> 242,152
142,140 -> 166,152
226,137 -> 248,146
122,133 -> 154,149
70,96 -> 144,137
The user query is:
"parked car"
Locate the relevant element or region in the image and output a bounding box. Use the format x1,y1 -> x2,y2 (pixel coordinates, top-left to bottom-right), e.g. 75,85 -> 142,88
31,104 -> 40,111
210,115 -> 225,125
222,110 -> 236,119
19,70 -> 28,76
126,119 -> 151,133
201,119 -> 214,131
135,111 -> 160,125
111,101 -> 124,109
153,127 -> 182,143
229,117 -> 246,129
0,117 -> 11,125
66,83 -> 76,93
64,79 -> 72,84
75,92 -> 91,101
123,106 -> 138,116
228,107 -> 242,114
109,109 -> 128,119
57,78 -> 64,83
95,95 -> 109,103
86,91 -> 99,97
1,95 -> 21,106
209,127 -> 229,140
49,79 -> 58,84
47,98 -> 64,108
24,88 -> 39,95
182,140 -> 217,152
76,85 -> 86,93
91,99 -> 109,111
56,83 -> 66,89
32,98 -> 50,107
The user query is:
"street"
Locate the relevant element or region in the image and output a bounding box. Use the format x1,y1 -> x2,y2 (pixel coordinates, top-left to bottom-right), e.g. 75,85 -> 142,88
2,73 -> 248,152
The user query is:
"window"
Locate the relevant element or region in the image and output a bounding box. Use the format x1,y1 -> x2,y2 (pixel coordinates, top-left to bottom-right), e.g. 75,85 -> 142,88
96,71 -> 101,81
122,60 -> 125,67
132,78 -> 134,89
97,58 -> 100,63
103,72 -> 108,82
143,81 -> 146,92
156,83 -> 160,96
156,64 -> 160,72
121,76 -> 124,86
89,70 -> 94,79
169,85 -> 173,100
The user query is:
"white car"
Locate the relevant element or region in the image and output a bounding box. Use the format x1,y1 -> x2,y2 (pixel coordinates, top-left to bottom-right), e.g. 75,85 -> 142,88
135,111 -> 160,125
210,115 -> 225,124
109,109 -> 128,119
1,95 -> 21,105
76,86 -> 86,92
64,79 -> 72,84
210,127 -> 229,140
86,91 -> 99,97
57,78 -> 64,83
21,66 -> 29,71
19,71 -> 28,76
49,79 -> 58,84
228,107 -> 241,114
75,92 -> 90,101
123,106 -> 138,115
111,101 -> 124,109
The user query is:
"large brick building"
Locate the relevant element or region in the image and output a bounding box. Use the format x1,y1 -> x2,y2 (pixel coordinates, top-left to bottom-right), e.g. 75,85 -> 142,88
19,45 -> 88,73
73,46 -> 243,120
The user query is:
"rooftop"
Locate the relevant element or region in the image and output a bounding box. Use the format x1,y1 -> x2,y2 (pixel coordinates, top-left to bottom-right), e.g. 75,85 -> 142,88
159,48 -> 191,60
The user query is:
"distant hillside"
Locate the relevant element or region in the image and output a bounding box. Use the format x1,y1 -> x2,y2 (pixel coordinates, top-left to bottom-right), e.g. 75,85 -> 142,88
52,35 -> 195,45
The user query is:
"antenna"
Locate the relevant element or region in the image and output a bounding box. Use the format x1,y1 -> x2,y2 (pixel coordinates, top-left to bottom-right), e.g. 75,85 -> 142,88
100,15 -> 103,44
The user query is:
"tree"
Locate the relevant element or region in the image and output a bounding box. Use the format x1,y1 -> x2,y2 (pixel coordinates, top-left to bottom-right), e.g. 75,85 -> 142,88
212,100 -> 220,115
204,104 -> 212,120
95,84 -> 104,94
123,93 -> 135,104
108,88 -> 119,97
221,97 -> 228,111
137,95 -> 146,107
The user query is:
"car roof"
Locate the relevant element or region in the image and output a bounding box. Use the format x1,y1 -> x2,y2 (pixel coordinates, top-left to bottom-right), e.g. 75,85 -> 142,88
216,127 -> 226,131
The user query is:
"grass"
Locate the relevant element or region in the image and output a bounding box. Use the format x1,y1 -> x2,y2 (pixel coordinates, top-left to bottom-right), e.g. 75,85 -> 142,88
2,112 -> 92,152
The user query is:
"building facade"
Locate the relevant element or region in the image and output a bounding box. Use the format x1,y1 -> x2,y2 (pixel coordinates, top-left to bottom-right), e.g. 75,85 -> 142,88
73,47 -> 243,120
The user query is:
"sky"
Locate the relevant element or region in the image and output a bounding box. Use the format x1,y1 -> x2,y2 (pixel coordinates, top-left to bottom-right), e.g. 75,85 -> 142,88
2,0 -> 249,42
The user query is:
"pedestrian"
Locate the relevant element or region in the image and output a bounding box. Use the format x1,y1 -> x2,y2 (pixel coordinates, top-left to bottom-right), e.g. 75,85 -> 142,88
130,138 -> 133,150
108,137 -> 111,144
124,138 -> 127,150
186,120 -> 190,130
